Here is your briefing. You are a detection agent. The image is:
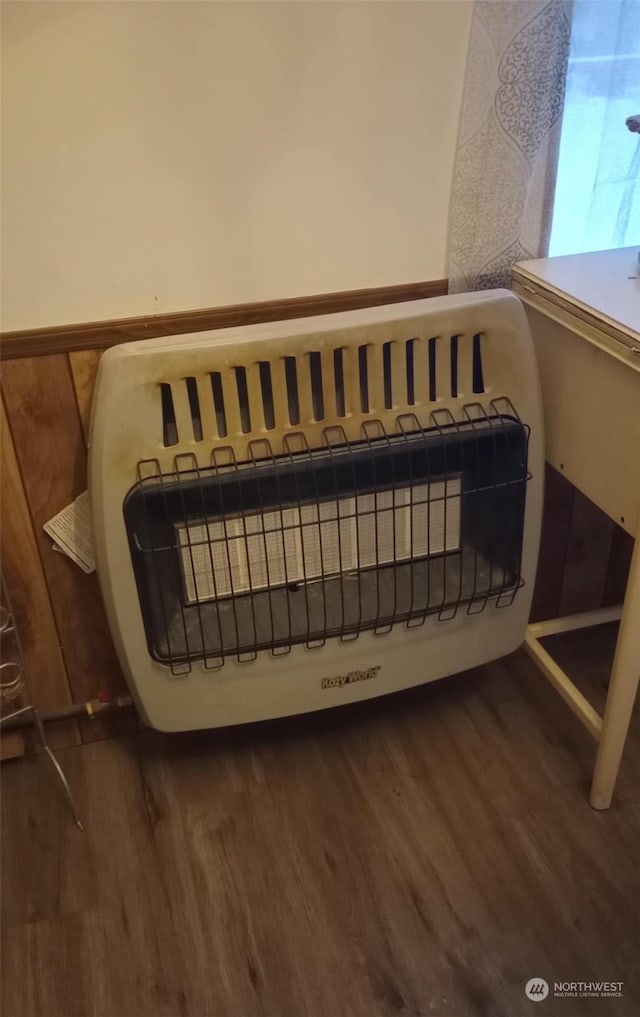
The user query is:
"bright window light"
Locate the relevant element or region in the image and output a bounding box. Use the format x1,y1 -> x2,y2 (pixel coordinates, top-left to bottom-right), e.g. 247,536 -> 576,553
549,0 -> 640,256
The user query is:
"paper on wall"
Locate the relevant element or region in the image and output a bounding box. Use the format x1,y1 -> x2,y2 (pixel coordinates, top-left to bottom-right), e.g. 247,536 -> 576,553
43,490 -> 95,574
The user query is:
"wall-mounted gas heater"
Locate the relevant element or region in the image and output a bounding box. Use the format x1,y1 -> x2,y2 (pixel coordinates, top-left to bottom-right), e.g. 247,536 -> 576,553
89,292 -> 543,731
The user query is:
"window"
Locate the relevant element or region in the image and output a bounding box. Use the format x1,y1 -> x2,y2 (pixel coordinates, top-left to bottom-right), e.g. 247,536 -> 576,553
549,0 -> 640,256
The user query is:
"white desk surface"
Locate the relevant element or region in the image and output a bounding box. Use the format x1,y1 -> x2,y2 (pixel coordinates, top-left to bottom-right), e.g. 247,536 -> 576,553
515,247 -> 640,349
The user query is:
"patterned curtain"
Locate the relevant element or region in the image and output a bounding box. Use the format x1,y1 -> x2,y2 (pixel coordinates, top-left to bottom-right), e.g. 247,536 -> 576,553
448,0 -> 572,292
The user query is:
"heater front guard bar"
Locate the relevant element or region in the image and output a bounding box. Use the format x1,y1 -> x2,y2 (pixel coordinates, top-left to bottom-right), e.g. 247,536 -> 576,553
124,399 -> 530,675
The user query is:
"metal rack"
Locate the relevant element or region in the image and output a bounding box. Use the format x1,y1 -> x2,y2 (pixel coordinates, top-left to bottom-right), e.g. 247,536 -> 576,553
0,576 -> 83,830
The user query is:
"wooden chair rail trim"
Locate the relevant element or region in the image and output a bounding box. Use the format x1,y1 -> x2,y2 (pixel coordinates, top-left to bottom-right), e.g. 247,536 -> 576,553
0,280 -> 448,360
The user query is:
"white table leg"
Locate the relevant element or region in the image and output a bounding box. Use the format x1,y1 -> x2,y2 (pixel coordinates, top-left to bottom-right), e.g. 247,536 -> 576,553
590,537 -> 640,810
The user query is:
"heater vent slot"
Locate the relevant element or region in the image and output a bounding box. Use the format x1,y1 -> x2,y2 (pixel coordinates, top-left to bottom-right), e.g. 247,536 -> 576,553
473,334 -> 485,393
309,352 -> 325,421
284,357 -> 300,425
234,367 -> 251,434
258,362 -> 275,430
358,345 -> 369,413
160,384 -> 178,447
211,373 -> 228,437
428,338 -> 437,401
450,336 -> 459,398
405,340 -> 416,405
382,342 -> 393,408
185,378 -> 203,442
333,349 -> 346,418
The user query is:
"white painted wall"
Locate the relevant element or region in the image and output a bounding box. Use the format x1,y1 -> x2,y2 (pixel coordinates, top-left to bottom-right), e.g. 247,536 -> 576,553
0,1 -> 472,331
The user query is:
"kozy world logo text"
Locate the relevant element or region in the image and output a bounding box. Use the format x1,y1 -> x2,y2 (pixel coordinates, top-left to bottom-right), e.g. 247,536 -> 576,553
321,666 -> 381,689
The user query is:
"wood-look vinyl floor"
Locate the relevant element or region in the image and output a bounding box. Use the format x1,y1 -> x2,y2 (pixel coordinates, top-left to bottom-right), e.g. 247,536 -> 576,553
2,632 -> 638,1017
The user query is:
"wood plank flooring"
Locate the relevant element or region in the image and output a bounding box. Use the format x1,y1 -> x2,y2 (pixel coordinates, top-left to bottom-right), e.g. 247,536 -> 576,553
2,638 -> 638,1017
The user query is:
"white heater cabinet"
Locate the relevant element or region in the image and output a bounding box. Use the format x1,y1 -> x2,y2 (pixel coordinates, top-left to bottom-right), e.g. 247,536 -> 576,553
89,291 -> 543,731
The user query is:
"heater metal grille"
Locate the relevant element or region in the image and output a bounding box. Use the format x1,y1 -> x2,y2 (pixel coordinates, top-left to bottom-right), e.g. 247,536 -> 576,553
176,480 -> 462,603
124,399 -> 530,674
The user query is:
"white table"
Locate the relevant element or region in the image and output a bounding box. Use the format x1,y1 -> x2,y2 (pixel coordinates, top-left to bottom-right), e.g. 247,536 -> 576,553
513,247 -> 640,809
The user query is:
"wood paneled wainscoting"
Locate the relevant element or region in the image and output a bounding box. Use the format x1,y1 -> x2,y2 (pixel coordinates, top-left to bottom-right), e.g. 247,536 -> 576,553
0,279 -> 632,748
